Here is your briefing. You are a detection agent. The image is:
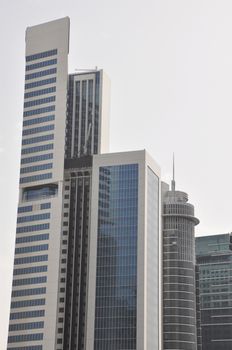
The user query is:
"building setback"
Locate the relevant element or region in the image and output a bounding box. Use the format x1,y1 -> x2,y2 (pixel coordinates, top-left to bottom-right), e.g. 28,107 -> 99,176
7,17 -> 162,350
196,233 -> 232,350
162,174 -> 200,350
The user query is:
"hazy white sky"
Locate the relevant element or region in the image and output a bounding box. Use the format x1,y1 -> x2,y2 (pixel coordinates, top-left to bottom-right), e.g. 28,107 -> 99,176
1,0 -> 232,347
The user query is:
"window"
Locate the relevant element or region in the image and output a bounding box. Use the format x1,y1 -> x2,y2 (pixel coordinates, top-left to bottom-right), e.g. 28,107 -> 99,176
11,298 -> 46,309
21,153 -> 53,164
26,58 -> 57,71
10,310 -> 45,320
20,173 -> 52,184
12,276 -> 47,287
15,244 -> 49,255
22,143 -> 53,154
16,224 -> 50,234
20,163 -> 53,174
25,68 -> 57,80
26,48 -> 57,62
25,77 -> 56,89
22,124 -> 55,136
23,184 -> 58,201
9,322 -> 44,332
13,265 -> 48,276
11,287 -> 46,297
8,333 -> 43,343
23,105 -> 55,118
24,96 -> 56,108
17,213 -> 50,223
22,134 -> 54,145
18,205 -> 33,213
16,234 -> 49,244
24,87 -> 56,99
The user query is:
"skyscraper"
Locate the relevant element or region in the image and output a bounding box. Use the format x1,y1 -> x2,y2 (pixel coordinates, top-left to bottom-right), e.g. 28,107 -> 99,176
162,172 -> 200,350
196,233 -> 232,350
7,17 -> 162,350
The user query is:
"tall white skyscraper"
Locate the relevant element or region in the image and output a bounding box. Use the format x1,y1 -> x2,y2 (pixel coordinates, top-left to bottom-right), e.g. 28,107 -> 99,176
7,17 -> 162,350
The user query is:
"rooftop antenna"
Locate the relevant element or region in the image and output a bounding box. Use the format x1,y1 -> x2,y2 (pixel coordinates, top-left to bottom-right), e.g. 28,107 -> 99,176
171,153 -> 175,191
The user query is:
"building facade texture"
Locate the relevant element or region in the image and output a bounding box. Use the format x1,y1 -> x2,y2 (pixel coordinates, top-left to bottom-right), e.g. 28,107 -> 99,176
7,17 -> 162,350
196,233 -> 232,350
162,180 -> 200,350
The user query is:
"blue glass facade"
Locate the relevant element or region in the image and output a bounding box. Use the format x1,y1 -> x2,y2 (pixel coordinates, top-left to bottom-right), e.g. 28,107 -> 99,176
94,164 -> 138,350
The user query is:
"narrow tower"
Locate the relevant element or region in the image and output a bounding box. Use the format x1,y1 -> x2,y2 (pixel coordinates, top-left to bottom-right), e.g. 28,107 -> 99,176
162,161 -> 199,350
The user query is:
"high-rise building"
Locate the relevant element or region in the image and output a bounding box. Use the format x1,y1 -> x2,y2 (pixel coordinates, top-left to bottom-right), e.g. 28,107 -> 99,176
7,17 -> 162,350
196,233 -> 232,350
162,172 -> 200,350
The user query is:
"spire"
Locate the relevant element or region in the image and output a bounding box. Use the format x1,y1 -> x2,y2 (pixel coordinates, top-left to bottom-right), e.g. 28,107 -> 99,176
171,153 -> 175,191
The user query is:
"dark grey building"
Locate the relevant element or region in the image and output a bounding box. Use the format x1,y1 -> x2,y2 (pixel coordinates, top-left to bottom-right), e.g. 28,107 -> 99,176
162,175 -> 200,350
196,233 -> 232,350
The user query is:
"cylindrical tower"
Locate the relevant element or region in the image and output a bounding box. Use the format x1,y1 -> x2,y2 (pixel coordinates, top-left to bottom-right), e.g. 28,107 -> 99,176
162,180 -> 199,350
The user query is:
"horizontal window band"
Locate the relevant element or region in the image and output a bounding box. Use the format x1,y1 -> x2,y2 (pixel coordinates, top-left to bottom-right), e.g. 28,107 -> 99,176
15,244 -> 49,255
11,287 -> 46,297
8,332 -> 43,343
16,233 -> 49,244
12,276 -> 47,286
10,309 -> 45,320
18,205 -> 33,213
17,213 -> 50,223
23,105 -> 55,118
22,134 -> 54,145
21,143 -> 54,154
20,163 -> 53,174
11,298 -> 46,308
24,96 -> 56,108
20,173 -> 52,184
9,321 -> 44,332
26,58 -> 57,71
13,265 -> 48,275
25,68 -> 57,81
16,223 -> 50,234
23,115 -> 55,127
26,48 -> 57,62
25,77 -> 56,89
22,124 -> 54,136
21,153 -> 53,164
24,87 -> 56,99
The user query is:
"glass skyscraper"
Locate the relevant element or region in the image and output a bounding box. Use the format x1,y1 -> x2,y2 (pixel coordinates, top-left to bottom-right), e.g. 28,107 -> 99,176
196,233 -> 232,350
7,17 -> 162,350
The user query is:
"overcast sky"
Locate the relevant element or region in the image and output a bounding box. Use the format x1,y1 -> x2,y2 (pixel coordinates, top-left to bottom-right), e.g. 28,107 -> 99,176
1,0 -> 232,347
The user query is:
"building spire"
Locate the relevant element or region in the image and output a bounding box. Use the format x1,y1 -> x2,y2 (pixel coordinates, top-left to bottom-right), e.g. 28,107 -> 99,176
171,153 -> 175,191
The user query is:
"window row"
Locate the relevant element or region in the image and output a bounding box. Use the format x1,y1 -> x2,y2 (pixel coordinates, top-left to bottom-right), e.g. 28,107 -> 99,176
10,309 -> 45,320
41,202 -> 51,210
9,321 -> 44,332
22,143 -> 53,154
23,124 -> 55,136
21,153 -> 53,165
13,276 -> 47,287
16,233 -> 49,244
17,213 -> 50,223
20,163 -> 53,174
25,77 -> 56,90
20,173 -> 52,184
26,49 -> 57,62
25,68 -> 56,81
11,298 -> 45,309
24,86 -> 56,99
24,96 -> 56,108
11,287 -> 46,297
15,244 -> 49,255
16,223 -> 50,234
7,346 -> 42,350
23,115 -> 55,127
22,134 -> 54,145
8,332 -> 43,343
26,59 -> 57,71
13,265 -> 48,276
18,205 -> 33,213
23,105 -> 55,118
